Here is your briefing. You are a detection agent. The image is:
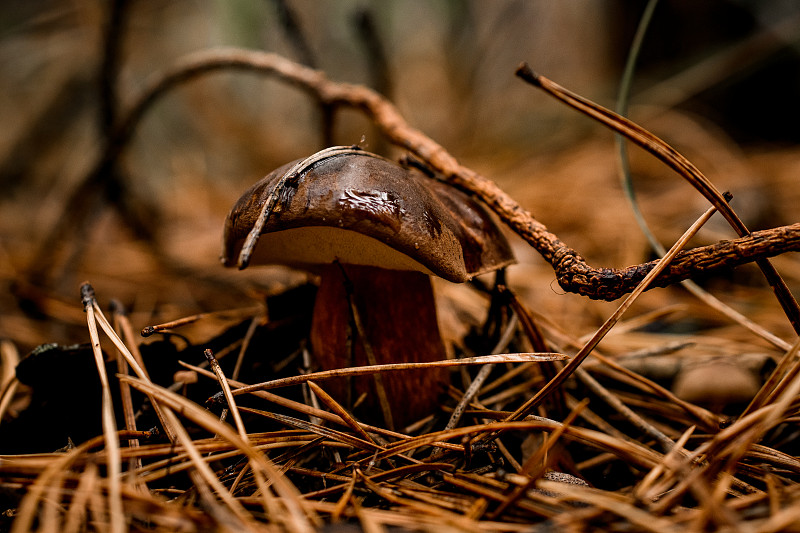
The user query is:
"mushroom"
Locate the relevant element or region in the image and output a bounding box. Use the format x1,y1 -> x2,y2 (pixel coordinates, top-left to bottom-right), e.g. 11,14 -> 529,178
222,146 -> 515,428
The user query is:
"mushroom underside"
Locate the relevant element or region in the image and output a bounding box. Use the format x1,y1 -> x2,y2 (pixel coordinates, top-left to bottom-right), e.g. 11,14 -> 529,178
221,148 -> 518,428
239,226 -> 438,277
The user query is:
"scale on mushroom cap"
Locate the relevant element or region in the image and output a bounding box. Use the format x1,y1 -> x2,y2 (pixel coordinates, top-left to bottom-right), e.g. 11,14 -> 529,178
222,146 -> 517,429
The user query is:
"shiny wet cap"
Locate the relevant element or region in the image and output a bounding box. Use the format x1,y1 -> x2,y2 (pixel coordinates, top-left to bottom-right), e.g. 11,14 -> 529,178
222,146 -> 515,283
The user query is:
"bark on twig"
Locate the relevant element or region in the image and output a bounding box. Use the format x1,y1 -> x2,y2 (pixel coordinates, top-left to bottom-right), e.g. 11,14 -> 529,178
37,48 -> 800,310
515,63 -> 799,331
559,222 -> 800,299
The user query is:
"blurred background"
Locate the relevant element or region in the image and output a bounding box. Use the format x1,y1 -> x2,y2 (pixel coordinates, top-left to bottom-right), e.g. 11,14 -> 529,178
1,0 -> 799,356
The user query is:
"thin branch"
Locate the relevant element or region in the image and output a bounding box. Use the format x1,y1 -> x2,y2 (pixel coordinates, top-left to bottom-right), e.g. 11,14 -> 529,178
614,1 -> 791,350
504,203 -> 719,423
516,63 -> 800,333
270,0 -> 336,146
99,0 -> 128,136
38,48 -> 800,313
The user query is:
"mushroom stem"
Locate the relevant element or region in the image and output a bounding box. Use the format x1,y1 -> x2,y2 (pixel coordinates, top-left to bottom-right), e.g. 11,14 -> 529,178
310,264 -> 448,429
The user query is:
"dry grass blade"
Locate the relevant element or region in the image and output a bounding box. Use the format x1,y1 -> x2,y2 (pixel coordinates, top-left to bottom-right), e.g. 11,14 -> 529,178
487,400 -> 588,519
649,393 -> 800,515
634,425 -> 695,502
88,297 -> 176,440
587,352 -> 721,431
505,203 -> 719,422
721,346 -> 800,458
540,480 -> 682,533
0,340 -> 20,423
302,463 -> 456,501
515,62 -> 800,333
574,367 -> 676,452
181,361 -> 464,451
366,420 -> 663,471
80,283 -> 124,533
742,335 -> 800,417
228,353 -> 566,397
119,374 -> 320,531
306,380 -> 377,444
160,408 -> 258,531
349,495 -> 383,533
41,462 -> 70,532
355,468 -> 481,530
445,315 -> 520,431
240,408 -> 383,453
62,462 -> 98,533
110,302 -> 144,482
204,348 -> 288,528
10,436 -> 105,533
331,470 -> 358,522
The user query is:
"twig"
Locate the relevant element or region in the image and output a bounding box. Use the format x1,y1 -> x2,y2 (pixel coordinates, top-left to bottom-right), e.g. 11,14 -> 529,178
272,0 -> 317,69
613,0 -> 791,351
99,0 -> 128,136
353,8 -> 391,99
503,203 -> 719,423
271,0 -> 336,145
32,47 -> 800,310
98,48 -> 800,300
516,63 -> 800,333
353,7 -> 391,153
29,0 -> 152,285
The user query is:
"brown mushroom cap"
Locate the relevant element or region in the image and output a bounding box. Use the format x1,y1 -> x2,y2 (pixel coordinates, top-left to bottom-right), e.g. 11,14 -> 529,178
222,148 -> 515,282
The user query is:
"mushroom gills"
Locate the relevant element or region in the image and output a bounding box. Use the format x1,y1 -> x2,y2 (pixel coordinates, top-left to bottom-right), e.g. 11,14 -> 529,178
245,226 -> 436,275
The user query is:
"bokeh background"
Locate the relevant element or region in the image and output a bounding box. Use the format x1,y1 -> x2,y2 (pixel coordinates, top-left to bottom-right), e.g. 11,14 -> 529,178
1,0 -> 799,356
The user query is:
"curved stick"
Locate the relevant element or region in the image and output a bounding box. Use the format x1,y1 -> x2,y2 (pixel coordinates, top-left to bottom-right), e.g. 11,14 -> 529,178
51,48 -> 800,314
